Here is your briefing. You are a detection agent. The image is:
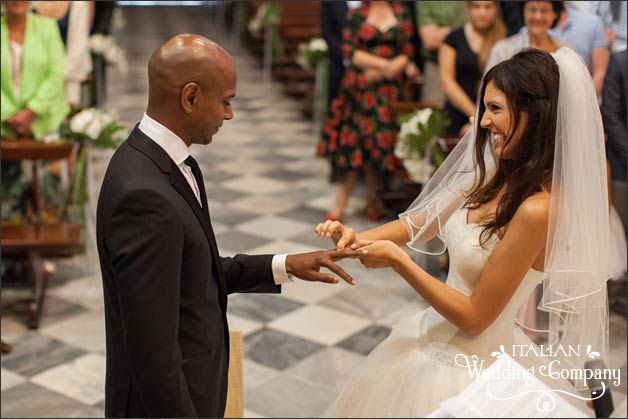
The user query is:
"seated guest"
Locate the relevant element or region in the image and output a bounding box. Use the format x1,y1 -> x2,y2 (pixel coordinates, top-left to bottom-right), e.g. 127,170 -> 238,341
550,1 -> 609,96
485,1 -> 569,72
439,1 -> 506,137
1,0 -> 70,139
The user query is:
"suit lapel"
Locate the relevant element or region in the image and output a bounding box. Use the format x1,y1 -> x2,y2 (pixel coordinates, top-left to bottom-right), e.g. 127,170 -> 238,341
128,128 -> 228,298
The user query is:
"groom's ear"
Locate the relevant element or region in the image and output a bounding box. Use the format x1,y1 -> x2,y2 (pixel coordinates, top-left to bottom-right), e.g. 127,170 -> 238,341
181,82 -> 200,113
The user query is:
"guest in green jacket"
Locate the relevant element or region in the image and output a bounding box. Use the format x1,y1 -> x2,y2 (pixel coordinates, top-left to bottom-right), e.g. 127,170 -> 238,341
1,1 -> 69,139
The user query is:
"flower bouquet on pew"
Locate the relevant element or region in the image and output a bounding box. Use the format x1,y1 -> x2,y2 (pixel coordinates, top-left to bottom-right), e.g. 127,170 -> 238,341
58,108 -> 126,223
394,108 -> 449,184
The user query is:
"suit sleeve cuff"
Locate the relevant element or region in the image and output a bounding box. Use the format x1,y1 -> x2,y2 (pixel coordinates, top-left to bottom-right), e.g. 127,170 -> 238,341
272,254 -> 294,285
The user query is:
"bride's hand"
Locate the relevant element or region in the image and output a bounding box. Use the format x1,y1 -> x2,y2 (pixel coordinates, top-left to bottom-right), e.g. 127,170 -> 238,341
315,220 -> 357,250
353,240 -> 409,269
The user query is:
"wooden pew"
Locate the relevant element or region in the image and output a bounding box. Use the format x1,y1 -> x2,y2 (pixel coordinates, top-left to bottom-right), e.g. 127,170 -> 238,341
1,138 -> 83,329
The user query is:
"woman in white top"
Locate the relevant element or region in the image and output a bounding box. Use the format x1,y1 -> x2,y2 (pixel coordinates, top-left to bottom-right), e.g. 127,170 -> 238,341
485,1 -> 569,72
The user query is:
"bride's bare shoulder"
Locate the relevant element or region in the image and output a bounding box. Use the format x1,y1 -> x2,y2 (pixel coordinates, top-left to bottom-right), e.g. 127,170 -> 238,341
512,192 -> 551,231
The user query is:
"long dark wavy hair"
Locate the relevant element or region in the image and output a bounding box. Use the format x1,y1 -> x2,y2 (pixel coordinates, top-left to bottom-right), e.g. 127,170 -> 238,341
465,49 -> 560,246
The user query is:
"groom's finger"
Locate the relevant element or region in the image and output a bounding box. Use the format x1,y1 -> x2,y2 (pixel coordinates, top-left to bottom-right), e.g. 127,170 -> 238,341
328,249 -> 363,260
321,259 -> 356,285
307,271 -> 340,284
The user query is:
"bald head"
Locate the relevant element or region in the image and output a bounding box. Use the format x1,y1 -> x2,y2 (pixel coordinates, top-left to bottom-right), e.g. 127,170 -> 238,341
147,34 -> 234,109
145,34 -> 237,146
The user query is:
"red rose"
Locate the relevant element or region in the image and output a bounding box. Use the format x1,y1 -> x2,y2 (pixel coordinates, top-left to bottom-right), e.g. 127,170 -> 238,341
377,45 -> 393,58
328,131 -> 339,151
402,22 -> 414,36
337,155 -> 347,168
364,138 -> 374,150
386,153 -> 398,171
357,74 -> 368,90
340,129 -> 350,146
353,113 -> 362,126
351,151 -> 363,168
343,70 -> 356,87
342,44 -> 351,58
316,142 -> 326,156
377,107 -> 391,124
371,149 -> 382,160
347,132 -> 358,147
363,92 -> 377,109
359,25 -> 376,40
363,118 -> 375,136
377,132 -> 387,148
402,44 -> 414,56
377,85 -> 393,98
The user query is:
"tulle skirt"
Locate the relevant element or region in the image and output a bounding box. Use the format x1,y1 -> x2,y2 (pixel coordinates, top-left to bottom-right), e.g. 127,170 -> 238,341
324,308 -> 589,418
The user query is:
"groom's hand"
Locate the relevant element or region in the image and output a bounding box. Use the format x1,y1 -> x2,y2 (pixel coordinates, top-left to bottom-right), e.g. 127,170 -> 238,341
285,249 -> 363,285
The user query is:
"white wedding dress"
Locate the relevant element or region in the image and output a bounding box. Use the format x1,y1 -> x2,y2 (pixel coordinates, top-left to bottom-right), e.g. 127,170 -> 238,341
325,207 -> 585,417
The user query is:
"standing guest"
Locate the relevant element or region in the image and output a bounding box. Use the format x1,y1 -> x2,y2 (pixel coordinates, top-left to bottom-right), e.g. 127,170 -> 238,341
34,1 -> 94,107
97,34 -> 362,418
415,0 -> 466,103
321,1 -> 351,113
439,1 -> 506,137
602,49 -> 627,231
550,1 -> 609,96
317,1 -> 418,222
485,1 -> 569,72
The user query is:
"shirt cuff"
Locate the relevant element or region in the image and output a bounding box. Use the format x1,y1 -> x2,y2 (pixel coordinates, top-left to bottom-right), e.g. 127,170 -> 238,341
272,254 -> 295,285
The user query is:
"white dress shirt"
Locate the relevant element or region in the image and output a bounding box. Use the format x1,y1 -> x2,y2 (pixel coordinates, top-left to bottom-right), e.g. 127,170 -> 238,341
138,113 -> 293,285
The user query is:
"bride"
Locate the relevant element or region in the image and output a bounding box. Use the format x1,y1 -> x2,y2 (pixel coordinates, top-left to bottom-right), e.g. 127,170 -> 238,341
315,48 -> 611,417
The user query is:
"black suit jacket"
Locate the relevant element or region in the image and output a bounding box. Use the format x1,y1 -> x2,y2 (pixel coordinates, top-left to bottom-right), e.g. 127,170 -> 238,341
97,127 -> 279,418
602,50 -> 627,182
321,0 -> 348,110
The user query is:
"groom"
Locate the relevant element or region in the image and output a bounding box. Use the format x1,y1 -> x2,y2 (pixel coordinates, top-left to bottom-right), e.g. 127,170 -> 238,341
96,34 -> 361,418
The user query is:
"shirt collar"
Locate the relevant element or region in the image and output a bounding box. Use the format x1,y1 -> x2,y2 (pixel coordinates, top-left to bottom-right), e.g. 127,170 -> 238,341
138,113 -> 190,166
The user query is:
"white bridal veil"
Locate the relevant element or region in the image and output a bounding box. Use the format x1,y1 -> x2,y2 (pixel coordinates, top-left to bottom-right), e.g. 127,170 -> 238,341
398,48 -> 611,372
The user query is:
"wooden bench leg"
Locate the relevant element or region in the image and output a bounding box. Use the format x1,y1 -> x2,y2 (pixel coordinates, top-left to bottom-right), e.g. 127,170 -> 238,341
26,251 -> 52,329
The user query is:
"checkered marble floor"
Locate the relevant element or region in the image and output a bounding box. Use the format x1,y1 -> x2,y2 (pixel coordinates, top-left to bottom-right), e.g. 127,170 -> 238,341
2,6 -> 626,418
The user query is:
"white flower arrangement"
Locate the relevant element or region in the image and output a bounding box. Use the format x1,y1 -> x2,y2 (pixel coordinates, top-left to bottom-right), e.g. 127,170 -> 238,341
62,108 -> 126,148
394,108 -> 448,184
60,108 -> 126,213
296,37 -> 328,70
89,34 -> 128,75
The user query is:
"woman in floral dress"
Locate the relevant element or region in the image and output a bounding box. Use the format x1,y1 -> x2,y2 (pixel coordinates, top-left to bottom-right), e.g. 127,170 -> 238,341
317,1 -> 418,221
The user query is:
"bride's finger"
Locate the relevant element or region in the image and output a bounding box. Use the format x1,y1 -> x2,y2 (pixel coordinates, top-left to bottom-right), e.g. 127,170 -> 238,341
325,221 -> 344,237
336,230 -> 355,250
352,240 -> 373,249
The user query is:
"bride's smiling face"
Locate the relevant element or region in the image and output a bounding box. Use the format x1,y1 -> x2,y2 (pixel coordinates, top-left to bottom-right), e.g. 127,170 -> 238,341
480,81 -> 528,159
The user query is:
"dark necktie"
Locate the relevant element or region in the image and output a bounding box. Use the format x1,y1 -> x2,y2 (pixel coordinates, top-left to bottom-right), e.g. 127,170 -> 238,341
184,155 -> 208,212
